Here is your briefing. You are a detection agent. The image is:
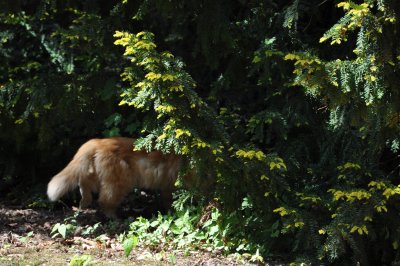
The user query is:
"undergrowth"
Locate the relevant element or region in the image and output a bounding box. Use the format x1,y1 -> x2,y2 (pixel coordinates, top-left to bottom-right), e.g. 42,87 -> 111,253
49,190 -> 265,264
121,191 -> 264,263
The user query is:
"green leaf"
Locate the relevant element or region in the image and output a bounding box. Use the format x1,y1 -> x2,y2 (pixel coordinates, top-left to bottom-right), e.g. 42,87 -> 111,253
123,236 -> 139,257
58,224 -> 67,238
169,254 -> 177,264
69,254 -> 93,266
51,223 -> 60,235
209,225 -> 220,236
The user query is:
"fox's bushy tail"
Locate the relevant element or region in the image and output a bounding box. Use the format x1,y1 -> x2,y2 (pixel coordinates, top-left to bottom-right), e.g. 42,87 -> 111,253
47,147 -> 93,201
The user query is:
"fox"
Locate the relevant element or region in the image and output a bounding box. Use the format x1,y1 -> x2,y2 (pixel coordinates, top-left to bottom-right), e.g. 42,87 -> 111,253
47,137 -> 186,218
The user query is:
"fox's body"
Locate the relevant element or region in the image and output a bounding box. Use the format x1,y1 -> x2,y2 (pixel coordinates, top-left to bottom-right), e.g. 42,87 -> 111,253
47,137 -> 181,218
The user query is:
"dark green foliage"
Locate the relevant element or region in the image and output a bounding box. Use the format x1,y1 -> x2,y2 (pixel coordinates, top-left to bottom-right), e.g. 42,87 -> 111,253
0,1 -> 132,190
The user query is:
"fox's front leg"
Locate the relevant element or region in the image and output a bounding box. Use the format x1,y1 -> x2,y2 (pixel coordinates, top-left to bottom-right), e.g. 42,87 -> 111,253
159,189 -> 174,210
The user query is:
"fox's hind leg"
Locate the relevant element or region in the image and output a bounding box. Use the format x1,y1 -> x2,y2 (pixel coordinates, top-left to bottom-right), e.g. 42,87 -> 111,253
95,156 -> 133,218
79,186 -> 92,209
79,174 -> 98,209
98,184 -> 130,219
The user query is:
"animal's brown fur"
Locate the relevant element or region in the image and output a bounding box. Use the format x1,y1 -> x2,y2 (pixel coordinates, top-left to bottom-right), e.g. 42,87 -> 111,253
47,137 -> 183,218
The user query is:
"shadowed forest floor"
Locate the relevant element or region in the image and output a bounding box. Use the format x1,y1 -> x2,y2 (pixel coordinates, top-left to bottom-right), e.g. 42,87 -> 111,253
0,203 -> 271,266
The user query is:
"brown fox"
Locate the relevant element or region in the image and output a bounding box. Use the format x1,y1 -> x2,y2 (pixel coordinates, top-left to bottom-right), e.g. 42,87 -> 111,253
47,137 -> 184,218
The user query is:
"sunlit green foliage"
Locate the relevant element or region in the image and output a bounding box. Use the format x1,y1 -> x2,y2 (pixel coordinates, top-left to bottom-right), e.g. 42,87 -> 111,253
114,30 -> 227,156
275,1 -> 400,264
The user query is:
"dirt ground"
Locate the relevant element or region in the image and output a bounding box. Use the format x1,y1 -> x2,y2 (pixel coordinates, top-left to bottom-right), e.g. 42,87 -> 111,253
0,203 -> 267,266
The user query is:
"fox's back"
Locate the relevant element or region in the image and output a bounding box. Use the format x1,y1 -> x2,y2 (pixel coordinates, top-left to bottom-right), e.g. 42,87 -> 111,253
88,137 -> 181,190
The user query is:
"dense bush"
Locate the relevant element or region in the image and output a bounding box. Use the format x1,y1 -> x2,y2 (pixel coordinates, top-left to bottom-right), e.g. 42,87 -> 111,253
1,0 -> 400,264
